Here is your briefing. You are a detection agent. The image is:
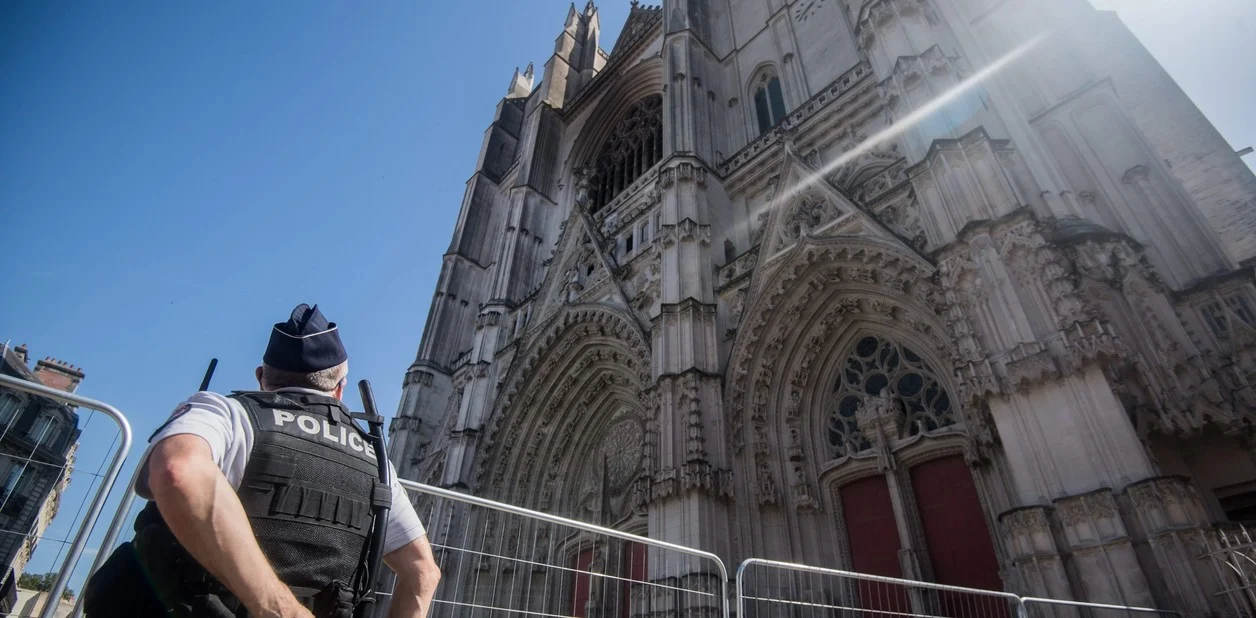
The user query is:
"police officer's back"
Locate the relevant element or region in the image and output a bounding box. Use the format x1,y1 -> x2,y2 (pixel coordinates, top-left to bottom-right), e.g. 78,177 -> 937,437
83,304 -> 441,618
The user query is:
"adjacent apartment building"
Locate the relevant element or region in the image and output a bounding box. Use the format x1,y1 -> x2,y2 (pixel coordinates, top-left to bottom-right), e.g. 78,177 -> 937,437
0,345 -> 82,612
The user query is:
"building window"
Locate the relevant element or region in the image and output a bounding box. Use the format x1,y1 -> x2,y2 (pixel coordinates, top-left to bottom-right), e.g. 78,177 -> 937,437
1216,481 -> 1256,522
752,70 -> 787,135
0,394 -> 21,428
0,461 -> 23,504
29,413 -> 60,447
1202,295 -> 1254,340
1203,302 -> 1228,339
828,336 -> 955,458
588,95 -> 664,214
1228,295 -> 1255,326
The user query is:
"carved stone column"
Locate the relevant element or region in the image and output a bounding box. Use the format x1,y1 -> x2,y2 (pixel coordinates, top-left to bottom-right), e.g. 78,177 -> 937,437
648,156 -> 731,618
1052,489 -> 1155,608
998,506 -> 1076,613
1123,476 -> 1224,616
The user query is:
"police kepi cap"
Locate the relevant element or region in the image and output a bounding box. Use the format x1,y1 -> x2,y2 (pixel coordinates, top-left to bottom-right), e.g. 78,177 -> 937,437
263,303 -> 348,373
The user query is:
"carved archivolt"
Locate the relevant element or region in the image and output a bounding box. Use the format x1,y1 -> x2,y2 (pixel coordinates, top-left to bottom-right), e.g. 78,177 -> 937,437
478,305 -> 653,513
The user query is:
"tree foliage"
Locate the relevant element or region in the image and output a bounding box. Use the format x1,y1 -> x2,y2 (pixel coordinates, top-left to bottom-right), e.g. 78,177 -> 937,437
18,572 -> 74,600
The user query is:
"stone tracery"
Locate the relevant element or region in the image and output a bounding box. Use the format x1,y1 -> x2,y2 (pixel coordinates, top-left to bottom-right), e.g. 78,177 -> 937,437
780,194 -> 841,243
828,335 -> 956,459
588,95 -> 664,214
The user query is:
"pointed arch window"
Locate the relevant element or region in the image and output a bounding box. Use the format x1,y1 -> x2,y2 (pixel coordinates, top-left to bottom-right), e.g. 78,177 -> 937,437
827,336 -> 955,458
752,69 -> 787,135
589,95 -> 664,214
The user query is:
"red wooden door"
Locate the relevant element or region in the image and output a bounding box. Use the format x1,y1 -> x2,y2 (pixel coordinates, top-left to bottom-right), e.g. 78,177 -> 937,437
619,542 -> 646,617
840,475 -> 911,615
572,549 -> 594,617
910,456 -> 1007,617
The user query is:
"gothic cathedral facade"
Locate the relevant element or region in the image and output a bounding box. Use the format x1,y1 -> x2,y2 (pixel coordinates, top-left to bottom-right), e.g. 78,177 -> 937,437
389,0 -> 1256,614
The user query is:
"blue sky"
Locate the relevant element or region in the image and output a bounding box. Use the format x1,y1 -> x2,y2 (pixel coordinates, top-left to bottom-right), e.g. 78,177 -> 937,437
0,0 -> 1252,595
0,0 -> 627,594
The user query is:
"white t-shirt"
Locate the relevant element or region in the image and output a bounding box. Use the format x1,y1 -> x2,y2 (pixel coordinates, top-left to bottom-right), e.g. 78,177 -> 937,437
137,388 -> 425,555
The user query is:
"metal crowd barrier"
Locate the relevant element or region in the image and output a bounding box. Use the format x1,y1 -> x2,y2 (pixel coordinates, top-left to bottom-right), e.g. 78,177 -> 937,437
737,558 -> 1021,618
1199,523 -> 1256,617
0,374 -> 133,618
388,479 -> 731,618
1019,597 -> 1181,617
736,558 -> 1181,618
64,443 -> 153,618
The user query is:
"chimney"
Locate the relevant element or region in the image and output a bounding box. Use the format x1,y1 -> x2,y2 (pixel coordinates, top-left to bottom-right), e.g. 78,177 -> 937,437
33,357 -> 85,393
13,344 -> 28,366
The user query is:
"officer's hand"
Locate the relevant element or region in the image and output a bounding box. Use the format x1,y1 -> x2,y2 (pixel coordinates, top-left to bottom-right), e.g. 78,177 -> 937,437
282,603 -> 316,618
246,587 -> 315,618
257,598 -> 314,618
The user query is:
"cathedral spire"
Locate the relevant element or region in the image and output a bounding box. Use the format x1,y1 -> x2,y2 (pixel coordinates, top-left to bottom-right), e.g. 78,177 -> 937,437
539,1 -> 603,108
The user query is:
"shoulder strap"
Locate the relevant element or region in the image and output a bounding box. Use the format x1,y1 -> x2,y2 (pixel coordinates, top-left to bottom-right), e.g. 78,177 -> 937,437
229,390 -> 307,410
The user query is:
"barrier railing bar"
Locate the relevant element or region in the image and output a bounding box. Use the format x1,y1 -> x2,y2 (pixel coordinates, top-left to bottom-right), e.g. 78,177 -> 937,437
1019,597 -> 1183,615
433,597 -> 577,618
398,478 -> 732,617
0,374 -> 133,618
738,557 -> 1181,618
429,541 -> 715,597
68,443 -> 152,618
1211,581 -> 1256,593
43,430 -> 120,582
736,558 -> 1022,606
740,594 -> 941,617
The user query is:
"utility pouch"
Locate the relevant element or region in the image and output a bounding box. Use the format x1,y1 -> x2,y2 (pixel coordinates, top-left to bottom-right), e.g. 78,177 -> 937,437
311,580 -> 356,618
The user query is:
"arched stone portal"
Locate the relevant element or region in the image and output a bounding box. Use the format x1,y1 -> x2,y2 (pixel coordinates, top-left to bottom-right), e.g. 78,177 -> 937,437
461,304 -> 653,617
481,304 -> 652,516
725,235 -> 1012,601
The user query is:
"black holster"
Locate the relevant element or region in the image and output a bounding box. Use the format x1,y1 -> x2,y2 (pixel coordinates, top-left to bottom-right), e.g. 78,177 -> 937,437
310,580 -> 356,618
91,522 -> 356,618
82,541 -> 168,618
132,522 -> 243,618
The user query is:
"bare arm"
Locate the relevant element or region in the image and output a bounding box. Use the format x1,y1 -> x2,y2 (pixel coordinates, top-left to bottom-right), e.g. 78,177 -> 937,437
383,535 -> 441,618
147,434 -> 312,618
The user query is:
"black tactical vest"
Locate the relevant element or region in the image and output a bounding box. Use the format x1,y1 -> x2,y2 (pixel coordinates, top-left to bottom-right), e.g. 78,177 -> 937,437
232,390 -> 383,587
120,390 -> 386,617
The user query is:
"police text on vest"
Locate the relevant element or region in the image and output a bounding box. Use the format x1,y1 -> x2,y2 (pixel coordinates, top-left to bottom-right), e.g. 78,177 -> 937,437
272,410 -> 376,458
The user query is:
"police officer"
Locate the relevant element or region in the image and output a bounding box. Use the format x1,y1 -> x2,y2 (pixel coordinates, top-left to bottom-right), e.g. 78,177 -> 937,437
84,304 -> 441,618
